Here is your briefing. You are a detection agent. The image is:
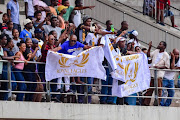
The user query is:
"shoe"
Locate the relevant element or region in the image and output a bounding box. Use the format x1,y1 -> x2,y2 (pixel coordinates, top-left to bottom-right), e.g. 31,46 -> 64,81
159,22 -> 165,26
173,25 -> 178,28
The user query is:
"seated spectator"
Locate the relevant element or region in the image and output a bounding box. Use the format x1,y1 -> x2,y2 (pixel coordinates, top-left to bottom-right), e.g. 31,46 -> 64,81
33,11 -> 42,28
49,0 -> 58,16
3,21 -> 13,38
24,0 -> 35,20
23,38 -> 39,101
57,5 -> 68,29
7,0 -> 21,33
20,19 -> 33,42
37,16 -> 62,39
160,49 -> 180,106
0,13 -> 9,32
128,30 -> 141,47
143,41 -> 170,106
33,0 -> 50,22
12,29 -> 21,54
70,0 -> 95,27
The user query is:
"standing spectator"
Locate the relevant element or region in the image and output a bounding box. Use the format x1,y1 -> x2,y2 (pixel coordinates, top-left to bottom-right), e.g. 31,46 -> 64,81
20,19 -> 33,42
143,0 -> 155,17
128,30 -> 141,47
62,0 -> 95,22
37,16 -> 62,38
33,0 -> 50,22
7,0 -> 21,33
156,0 -> 166,25
12,29 -> 21,54
24,0 -> 35,20
57,5 -> 68,29
143,41 -> 170,106
0,13 -> 9,32
116,21 -> 129,38
70,0 -> 95,27
49,0 -> 58,16
2,21 -> 13,39
160,49 -> 180,106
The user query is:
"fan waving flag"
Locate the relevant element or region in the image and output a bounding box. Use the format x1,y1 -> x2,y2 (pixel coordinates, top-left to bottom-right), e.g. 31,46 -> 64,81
45,46 -> 106,81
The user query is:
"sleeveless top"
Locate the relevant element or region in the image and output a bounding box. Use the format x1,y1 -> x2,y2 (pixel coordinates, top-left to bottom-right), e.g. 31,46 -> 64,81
14,52 -> 25,70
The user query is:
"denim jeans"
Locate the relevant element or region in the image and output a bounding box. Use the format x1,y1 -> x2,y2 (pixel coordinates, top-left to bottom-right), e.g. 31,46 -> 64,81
160,78 -> 175,106
13,68 -> 27,101
100,68 -> 117,104
2,65 -> 17,100
124,93 -> 137,105
23,68 -> 37,101
77,77 -> 92,103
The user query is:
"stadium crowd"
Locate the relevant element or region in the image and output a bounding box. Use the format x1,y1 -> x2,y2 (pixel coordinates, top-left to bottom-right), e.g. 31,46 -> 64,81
0,0 -> 180,106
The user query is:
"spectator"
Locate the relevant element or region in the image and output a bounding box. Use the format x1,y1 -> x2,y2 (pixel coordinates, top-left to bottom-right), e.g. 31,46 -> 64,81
0,41 -> 3,80
160,49 -> 180,106
116,21 -> 129,38
0,13 -> 9,32
70,0 -> 95,27
156,0 -> 166,26
23,38 -> 39,101
49,0 -> 58,16
143,0 -> 155,17
20,19 -> 33,42
33,11 -> 42,28
12,29 -> 21,54
128,30 -> 141,48
164,0 -> 178,27
37,16 -> 62,39
135,46 -> 142,53
57,5 -> 68,29
2,37 -> 18,100
62,0 -> 95,22
142,48 -> 148,54
24,0 -> 34,20
33,0 -> 50,22
143,41 -> 170,106
7,0 -> 21,33
2,21 -> 13,38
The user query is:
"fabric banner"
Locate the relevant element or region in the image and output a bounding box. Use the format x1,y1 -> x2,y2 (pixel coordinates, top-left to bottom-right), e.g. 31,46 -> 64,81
45,46 -> 106,81
112,53 -> 151,97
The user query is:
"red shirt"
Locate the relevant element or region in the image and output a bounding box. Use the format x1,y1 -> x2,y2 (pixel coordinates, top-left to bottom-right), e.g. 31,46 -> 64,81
157,0 -> 170,10
40,44 -> 55,63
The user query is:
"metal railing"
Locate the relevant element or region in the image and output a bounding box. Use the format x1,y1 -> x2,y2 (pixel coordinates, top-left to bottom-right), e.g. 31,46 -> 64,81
0,60 -> 180,106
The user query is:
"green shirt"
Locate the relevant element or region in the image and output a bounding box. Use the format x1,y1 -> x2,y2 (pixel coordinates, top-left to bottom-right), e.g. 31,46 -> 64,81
0,47 -> 4,74
63,6 -> 74,21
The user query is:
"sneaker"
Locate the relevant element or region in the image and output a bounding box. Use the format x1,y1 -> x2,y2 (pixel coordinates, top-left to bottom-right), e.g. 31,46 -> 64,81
173,25 -> 178,28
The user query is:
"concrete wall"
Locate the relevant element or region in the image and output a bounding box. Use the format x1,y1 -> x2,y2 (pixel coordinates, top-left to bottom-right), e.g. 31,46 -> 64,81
0,101 -> 180,120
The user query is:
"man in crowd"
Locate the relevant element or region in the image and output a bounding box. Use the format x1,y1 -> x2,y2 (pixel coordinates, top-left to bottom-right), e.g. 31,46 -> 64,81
24,0 -> 34,20
49,0 -> 58,16
7,0 -> 21,33
116,21 -> 129,38
143,41 -> 170,106
160,49 -> 180,106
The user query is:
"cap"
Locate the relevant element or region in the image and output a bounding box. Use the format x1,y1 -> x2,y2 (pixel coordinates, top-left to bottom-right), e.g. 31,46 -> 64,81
83,16 -> 92,23
57,5 -> 68,13
23,19 -> 32,26
32,38 -> 39,44
128,30 -> 138,36
116,37 -> 126,43
34,28 -> 42,33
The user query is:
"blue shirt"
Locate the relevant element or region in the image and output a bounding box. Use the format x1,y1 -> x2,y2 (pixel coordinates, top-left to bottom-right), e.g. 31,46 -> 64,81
58,41 -> 85,55
20,29 -> 32,42
7,0 -> 20,24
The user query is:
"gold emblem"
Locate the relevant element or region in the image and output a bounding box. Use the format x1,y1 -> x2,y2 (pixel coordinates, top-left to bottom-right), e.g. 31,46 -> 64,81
58,53 -> 89,68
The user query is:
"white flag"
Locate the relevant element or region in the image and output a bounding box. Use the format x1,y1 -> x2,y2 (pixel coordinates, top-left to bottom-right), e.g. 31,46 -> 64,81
45,46 -> 106,81
112,53 -> 151,97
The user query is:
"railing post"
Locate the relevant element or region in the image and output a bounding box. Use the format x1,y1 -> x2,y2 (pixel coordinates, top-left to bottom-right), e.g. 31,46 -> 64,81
84,77 -> 88,104
154,69 -> 159,106
7,62 -> 12,101
46,81 -> 51,102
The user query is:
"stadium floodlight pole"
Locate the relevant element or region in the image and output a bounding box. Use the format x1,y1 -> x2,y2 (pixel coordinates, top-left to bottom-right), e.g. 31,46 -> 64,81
153,69 -> 159,106
7,62 -> 12,101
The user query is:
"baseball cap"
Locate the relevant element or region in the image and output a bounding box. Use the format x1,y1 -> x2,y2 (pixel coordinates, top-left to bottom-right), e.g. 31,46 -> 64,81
32,38 -> 39,44
116,37 -> 126,43
57,5 -> 68,13
23,19 -> 32,26
34,28 -> 42,33
83,16 -> 92,23
128,30 -> 138,37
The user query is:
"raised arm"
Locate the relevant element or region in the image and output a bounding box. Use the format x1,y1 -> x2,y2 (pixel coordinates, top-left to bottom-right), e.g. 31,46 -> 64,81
147,41 -> 152,57
74,6 -> 95,10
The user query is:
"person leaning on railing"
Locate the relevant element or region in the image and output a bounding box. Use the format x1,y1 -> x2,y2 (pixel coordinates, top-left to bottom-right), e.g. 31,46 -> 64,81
142,41 -> 170,106
160,49 -> 180,106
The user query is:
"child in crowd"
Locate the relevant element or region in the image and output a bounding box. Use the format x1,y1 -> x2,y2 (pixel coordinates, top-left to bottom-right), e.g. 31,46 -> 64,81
3,21 -> 13,38
0,13 -> 9,32
12,29 -> 21,54
33,11 -> 42,28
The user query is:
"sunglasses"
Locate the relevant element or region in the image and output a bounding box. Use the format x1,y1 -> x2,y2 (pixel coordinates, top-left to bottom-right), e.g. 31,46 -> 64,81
50,38 -> 56,40
70,40 -> 77,43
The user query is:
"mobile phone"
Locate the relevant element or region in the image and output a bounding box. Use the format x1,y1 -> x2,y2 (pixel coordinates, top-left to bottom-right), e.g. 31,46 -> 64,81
111,25 -> 114,32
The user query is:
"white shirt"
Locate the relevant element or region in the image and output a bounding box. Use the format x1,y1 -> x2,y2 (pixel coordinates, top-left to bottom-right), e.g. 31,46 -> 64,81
100,29 -> 116,46
24,0 -> 34,17
85,33 -> 99,46
154,52 -> 164,65
3,29 -> 13,38
128,39 -> 141,47
164,58 -> 180,80
12,38 -> 21,54
73,10 -> 81,28
43,25 -> 62,39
